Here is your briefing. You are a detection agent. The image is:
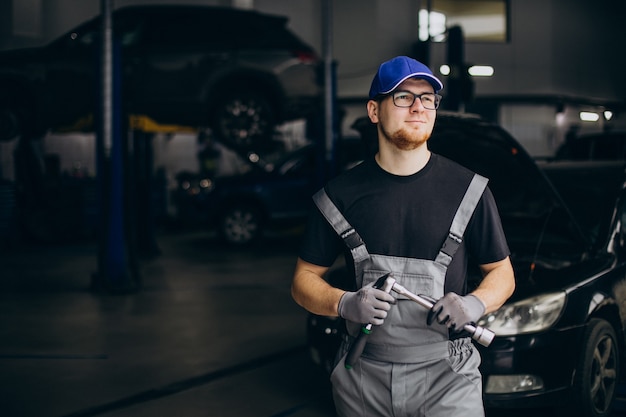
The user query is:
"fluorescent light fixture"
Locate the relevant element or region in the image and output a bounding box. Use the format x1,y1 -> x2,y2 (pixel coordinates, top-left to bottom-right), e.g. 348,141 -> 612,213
604,110 -> 613,121
468,65 -> 494,76
580,112 -> 600,122
440,65 -> 493,77
419,9 -> 447,41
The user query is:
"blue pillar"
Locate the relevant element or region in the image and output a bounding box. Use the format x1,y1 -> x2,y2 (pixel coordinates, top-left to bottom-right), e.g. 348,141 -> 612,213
92,3 -> 139,293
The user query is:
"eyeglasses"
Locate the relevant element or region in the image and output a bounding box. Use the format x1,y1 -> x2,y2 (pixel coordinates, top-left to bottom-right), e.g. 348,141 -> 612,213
391,90 -> 442,110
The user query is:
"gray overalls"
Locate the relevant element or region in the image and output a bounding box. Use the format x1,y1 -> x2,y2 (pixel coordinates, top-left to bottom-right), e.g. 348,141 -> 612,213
313,173 -> 488,417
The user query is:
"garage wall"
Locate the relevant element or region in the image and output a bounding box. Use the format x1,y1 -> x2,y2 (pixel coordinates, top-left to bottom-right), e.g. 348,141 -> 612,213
3,0 -> 625,102
0,0 -> 624,171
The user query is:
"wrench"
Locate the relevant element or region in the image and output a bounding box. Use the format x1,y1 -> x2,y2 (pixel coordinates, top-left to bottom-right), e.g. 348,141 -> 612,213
345,274 -> 496,369
388,278 -> 495,347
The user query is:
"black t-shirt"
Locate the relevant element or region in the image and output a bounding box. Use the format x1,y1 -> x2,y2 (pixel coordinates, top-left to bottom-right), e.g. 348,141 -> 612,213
299,153 -> 510,295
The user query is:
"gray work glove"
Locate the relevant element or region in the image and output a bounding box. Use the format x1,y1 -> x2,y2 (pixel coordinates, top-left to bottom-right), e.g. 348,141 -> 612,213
427,292 -> 486,333
338,282 -> 396,325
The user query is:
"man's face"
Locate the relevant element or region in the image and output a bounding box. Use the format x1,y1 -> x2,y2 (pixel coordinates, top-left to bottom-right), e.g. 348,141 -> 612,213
367,78 -> 437,151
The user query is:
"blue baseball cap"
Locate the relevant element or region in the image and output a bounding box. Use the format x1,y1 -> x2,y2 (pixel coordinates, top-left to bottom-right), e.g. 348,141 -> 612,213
368,56 -> 443,99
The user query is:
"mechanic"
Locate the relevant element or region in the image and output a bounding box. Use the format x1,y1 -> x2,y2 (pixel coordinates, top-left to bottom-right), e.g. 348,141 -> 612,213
291,55 -> 515,416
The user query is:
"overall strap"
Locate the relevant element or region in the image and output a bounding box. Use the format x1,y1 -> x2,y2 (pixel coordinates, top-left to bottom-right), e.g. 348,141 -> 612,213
435,173 -> 489,266
312,188 -> 370,276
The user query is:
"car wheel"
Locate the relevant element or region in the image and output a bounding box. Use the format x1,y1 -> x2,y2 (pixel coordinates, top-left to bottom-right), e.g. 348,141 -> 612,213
212,90 -> 276,148
219,204 -> 263,245
562,318 -> 619,417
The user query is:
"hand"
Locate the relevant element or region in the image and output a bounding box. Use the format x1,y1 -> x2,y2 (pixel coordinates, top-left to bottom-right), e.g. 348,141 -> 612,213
427,292 -> 486,332
338,282 -> 396,325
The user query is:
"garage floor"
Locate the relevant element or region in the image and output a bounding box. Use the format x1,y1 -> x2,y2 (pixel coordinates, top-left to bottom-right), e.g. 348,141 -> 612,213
1,230 -> 625,417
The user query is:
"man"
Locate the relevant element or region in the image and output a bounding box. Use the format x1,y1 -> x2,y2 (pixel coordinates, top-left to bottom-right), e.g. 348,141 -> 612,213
291,55 -> 515,416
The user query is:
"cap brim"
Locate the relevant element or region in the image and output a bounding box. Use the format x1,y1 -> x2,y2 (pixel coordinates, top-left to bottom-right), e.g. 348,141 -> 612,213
379,72 -> 443,95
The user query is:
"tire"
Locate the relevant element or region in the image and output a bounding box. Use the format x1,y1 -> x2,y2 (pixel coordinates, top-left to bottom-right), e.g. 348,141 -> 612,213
212,90 -> 276,148
218,204 -> 263,245
561,318 -> 619,417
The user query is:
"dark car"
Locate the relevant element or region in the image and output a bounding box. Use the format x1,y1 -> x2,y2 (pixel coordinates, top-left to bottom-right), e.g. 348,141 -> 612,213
555,131 -> 626,161
174,139 -> 366,245
307,114 -> 626,417
0,5 -> 322,146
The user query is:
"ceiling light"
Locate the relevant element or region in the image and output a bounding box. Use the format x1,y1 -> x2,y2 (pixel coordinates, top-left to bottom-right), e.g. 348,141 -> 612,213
468,65 -> 494,76
579,112 -> 600,122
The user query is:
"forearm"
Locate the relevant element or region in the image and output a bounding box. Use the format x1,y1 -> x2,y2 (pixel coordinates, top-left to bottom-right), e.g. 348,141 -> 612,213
471,256 -> 515,314
291,258 -> 345,317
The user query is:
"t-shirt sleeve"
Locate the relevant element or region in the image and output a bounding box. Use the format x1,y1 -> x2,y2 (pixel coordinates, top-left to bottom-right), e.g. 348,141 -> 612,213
298,203 -> 344,267
466,186 -> 511,265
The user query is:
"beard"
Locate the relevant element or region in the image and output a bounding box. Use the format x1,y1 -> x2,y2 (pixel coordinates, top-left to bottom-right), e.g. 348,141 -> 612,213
381,126 -> 430,151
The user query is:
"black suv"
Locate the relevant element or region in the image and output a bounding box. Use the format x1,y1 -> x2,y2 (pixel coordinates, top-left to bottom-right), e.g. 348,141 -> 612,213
0,5 -> 322,146
308,114 -> 626,417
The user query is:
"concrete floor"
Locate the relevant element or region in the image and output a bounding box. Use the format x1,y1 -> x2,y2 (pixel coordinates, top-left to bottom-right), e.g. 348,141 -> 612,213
0,231 -> 335,417
2,229 -> 626,417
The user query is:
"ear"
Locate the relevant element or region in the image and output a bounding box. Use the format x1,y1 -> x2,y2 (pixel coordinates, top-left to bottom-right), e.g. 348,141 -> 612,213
367,100 -> 379,123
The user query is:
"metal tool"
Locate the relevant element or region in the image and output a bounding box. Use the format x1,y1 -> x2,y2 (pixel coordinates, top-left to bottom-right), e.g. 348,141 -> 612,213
345,274 -> 496,369
388,278 -> 495,347
344,273 -> 395,369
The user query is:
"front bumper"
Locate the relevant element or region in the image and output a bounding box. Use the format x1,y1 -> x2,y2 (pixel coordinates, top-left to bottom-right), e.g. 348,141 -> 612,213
306,313 -> 587,409
479,325 -> 584,408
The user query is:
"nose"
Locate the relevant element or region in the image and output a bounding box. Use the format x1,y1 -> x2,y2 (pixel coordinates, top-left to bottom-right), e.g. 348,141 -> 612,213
410,97 -> 426,111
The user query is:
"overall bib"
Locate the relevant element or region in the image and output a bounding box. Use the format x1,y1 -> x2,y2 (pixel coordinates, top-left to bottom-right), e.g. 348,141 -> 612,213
313,173 -> 488,417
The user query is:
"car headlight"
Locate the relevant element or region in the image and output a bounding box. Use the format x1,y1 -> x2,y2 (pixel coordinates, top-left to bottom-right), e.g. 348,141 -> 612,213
478,291 -> 566,336
485,374 -> 544,394
181,178 -> 214,196
199,178 -> 214,192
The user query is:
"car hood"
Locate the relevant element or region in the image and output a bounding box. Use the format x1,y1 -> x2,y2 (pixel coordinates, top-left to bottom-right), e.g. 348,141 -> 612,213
354,114 -> 571,234
427,114 -> 598,295
353,113 -> 599,294
466,250 -> 617,302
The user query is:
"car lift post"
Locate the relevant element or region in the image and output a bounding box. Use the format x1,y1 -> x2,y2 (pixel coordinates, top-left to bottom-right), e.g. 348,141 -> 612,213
92,0 -> 140,293
128,114 -> 195,258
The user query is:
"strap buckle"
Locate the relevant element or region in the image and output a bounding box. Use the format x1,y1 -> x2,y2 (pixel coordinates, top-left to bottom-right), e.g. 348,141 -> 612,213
340,228 -> 364,249
440,232 -> 463,258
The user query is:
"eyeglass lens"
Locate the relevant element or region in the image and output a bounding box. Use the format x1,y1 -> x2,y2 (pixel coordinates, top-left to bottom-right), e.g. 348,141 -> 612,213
392,91 -> 441,110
